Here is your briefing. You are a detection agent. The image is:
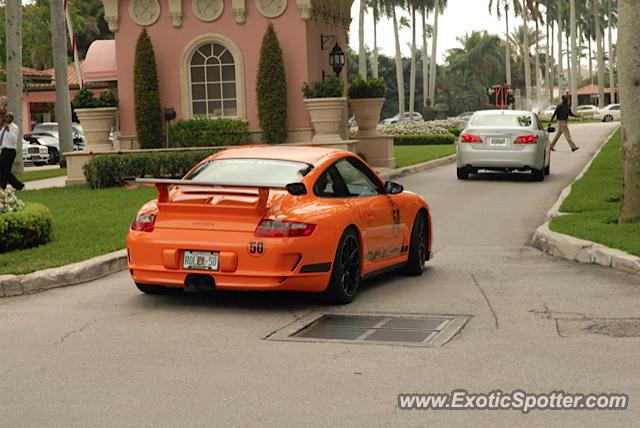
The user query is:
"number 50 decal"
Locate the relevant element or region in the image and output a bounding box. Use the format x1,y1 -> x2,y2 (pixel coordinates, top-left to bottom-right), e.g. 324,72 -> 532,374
248,241 -> 266,256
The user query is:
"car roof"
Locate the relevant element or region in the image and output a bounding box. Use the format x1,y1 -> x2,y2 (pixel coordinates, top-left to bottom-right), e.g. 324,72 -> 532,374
473,109 -> 535,116
212,145 -> 345,166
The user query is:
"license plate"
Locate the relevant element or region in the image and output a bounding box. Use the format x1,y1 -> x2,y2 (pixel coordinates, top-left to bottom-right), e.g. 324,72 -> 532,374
30,155 -> 39,160
489,138 -> 507,146
182,250 -> 219,271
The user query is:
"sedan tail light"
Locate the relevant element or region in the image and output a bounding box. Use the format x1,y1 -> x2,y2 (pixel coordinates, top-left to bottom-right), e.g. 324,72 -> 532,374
255,219 -> 316,238
131,214 -> 156,232
461,134 -> 483,143
514,135 -> 539,144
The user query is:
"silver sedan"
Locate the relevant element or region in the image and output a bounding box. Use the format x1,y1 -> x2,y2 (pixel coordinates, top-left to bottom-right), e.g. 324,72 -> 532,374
456,110 -> 552,181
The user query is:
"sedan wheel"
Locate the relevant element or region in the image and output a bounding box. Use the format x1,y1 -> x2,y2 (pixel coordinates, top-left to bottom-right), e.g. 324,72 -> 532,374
404,212 -> 428,276
47,148 -> 60,165
324,229 -> 361,304
603,115 -> 613,122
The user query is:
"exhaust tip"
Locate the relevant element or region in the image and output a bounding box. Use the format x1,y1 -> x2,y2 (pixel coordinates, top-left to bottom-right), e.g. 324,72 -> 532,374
185,274 -> 215,289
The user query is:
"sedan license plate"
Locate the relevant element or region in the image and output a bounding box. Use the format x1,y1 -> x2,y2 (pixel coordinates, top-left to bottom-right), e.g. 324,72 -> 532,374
30,155 -> 40,160
183,251 -> 219,271
489,138 -> 507,146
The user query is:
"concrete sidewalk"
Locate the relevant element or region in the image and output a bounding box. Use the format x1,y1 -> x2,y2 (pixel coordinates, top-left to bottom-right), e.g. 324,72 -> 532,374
23,175 -> 67,190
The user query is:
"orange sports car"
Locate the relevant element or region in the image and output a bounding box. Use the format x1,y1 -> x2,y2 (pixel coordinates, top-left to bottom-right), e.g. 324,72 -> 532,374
125,146 -> 432,304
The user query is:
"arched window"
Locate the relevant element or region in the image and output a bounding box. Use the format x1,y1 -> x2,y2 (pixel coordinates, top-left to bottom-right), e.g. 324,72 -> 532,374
189,43 -> 237,117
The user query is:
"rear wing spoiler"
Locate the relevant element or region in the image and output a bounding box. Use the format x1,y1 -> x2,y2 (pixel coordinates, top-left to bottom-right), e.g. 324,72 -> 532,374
122,177 -> 307,204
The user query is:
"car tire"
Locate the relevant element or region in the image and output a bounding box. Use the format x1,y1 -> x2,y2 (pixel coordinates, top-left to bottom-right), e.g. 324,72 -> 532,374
135,283 -> 185,295
403,211 -> 428,276
544,157 -> 550,175
603,115 -> 613,122
531,167 -> 545,181
456,167 -> 469,180
47,148 -> 60,165
323,228 -> 362,305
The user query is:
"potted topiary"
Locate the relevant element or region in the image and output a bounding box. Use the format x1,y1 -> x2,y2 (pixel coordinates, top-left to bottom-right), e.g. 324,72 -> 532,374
302,76 -> 346,142
348,76 -> 387,137
72,88 -> 118,151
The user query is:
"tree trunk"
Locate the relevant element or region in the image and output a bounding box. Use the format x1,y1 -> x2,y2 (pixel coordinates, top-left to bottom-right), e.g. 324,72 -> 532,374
566,31 -> 572,90
588,36 -> 593,84
51,0 -> 75,164
522,0 -> 532,109
595,0 -> 605,108
549,19 -> 555,102
392,7 -> 405,119
607,0 -> 616,103
422,6 -> 429,106
619,0 -> 640,223
570,0 -> 579,109
409,6 -> 416,120
557,0 -> 564,96
534,2 -> 542,107
5,0 -> 23,173
429,1 -> 439,106
505,4 -> 512,85
372,2 -> 379,78
358,0 -> 367,78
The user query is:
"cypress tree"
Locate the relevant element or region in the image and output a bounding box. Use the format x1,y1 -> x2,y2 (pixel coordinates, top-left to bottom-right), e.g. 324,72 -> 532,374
257,24 -> 287,144
134,30 -> 163,149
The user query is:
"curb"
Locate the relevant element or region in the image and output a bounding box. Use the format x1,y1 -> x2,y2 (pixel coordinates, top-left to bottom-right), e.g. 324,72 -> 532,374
380,154 -> 457,180
531,127 -> 640,277
0,153 -> 457,299
0,250 -> 127,298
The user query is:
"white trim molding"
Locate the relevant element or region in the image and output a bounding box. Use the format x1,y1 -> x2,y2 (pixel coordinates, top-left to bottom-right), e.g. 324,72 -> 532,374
179,33 -> 247,120
296,0 -> 312,20
168,0 -> 183,27
101,0 -> 119,32
232,0 -> 247,24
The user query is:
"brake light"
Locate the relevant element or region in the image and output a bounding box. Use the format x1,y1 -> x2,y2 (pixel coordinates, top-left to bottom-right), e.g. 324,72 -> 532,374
131,214 -> 156,232
514,135 -> 538,144
461,134 -> 483,143
255,219 -> 316,237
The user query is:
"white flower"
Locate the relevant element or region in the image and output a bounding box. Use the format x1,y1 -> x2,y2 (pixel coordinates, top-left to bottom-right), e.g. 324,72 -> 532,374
0,188 -> 25,215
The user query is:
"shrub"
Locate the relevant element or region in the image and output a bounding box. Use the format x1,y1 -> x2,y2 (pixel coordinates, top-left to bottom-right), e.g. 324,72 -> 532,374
379,118 -> 467,136
302,76 -> 344,98
83,149 -> 221,189
0,188 -> 25,214
393,134 -> 456,146
447,127 -> 462,137
347,76 -> 387,99
72,88 -> 118,109
134,29 -> 163,149
257,24 -> 287,144
168,118 -> 250,147
0,203 -> 52,253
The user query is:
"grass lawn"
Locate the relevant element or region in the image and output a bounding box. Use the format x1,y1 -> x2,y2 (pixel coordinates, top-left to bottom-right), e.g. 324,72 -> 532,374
394,144 -> 457,168
17,168 -> 67,183
549,130 -> 640,257
0,185 -> 155,275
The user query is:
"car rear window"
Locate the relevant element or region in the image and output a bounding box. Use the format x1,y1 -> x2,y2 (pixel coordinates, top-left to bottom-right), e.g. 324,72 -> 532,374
187,158 -> 313,187
470,114 -> 533,127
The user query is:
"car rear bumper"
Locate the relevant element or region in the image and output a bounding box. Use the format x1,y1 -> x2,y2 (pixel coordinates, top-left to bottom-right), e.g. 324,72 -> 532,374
127,227 -> 338,292
457,145 -> 545,170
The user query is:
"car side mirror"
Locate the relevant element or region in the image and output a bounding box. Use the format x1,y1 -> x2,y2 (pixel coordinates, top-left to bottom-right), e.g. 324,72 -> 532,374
285,182 -> 307,196
547,126 -> 556,133
384,181 -> 404,195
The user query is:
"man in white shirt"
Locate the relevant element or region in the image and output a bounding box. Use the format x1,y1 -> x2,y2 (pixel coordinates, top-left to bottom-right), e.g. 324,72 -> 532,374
0,112 -> 25,190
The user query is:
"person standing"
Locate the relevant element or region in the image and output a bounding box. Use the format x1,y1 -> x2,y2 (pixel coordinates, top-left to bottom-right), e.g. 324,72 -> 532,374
549,95 -> 580,152
0,112 -> 25,190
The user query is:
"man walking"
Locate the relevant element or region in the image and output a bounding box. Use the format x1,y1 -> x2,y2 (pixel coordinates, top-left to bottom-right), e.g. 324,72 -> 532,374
0,112 -> 25,190
549,95 -> 579,152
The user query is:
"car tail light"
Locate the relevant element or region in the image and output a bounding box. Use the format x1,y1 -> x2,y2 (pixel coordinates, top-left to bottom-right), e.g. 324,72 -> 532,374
255,219 -> 316,237
131,214 -> 156,232
514,135 -> 539,144
461,134 -> 483,143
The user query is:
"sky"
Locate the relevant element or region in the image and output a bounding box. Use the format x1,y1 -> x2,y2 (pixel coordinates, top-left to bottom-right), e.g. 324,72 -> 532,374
348,1 -> 617,64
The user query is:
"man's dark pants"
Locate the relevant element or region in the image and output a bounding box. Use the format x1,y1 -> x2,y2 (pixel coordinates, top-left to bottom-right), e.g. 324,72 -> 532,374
0,148 -> 24,190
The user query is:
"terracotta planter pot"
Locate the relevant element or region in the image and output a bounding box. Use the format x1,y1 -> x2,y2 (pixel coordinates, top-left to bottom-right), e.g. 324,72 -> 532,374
74,107 -> 117,151
349,98 -> 384,137
303,97 -> 346,142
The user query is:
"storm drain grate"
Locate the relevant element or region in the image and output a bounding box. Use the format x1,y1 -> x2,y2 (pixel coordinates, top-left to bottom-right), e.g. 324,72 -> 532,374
267,313 -> 470,347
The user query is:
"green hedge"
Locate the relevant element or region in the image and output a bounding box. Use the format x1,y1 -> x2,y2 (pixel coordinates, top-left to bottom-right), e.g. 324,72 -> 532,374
167,118 -> 250,148
393,134 -> 456,145
447,127 -> 462,137
84,149 -> 219,189
0,203 -> 52,253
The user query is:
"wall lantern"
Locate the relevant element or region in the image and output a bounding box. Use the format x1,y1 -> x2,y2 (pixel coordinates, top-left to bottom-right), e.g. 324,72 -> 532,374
320,34 -> 346,79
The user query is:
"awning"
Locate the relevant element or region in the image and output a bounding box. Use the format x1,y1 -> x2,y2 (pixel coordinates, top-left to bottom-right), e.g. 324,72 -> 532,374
82,40 -> 117,83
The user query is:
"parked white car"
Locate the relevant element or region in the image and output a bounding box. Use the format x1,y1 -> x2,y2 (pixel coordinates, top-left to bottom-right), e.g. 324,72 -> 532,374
539,105 -> 557,119
381,112 -> 424,124
22,141 -> 49,166
575,105 -> 599,118
23,133 -> 62,165
595,104 -> 621,122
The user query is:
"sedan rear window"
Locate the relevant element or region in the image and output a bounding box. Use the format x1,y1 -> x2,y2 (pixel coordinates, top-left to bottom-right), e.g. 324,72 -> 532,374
470,114 -> 533,128
187,158 -> 313,187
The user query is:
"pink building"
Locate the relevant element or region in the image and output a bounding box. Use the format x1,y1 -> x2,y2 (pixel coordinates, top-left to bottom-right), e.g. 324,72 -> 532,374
100,0 -> 352,147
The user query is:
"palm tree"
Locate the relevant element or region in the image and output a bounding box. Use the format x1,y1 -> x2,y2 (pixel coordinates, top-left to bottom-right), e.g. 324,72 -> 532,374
4,0 -> 23,172
408,0 -> 434,119
594,0 -> 606,108
619,0 -> 640,223
570,0 -> 578,109
382,0 -> 408,119
556,0 -> 565,97
606,0 -> 617,102
520,0 -> 533,109
372,0 -> 381,78
428,0 -> 448,106
421,1 -> 435,106
488,0 -> 523,86
358,0 -> 367,78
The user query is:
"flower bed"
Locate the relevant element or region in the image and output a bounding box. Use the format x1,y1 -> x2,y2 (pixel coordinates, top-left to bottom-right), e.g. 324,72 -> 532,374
351,117 -> 468,138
